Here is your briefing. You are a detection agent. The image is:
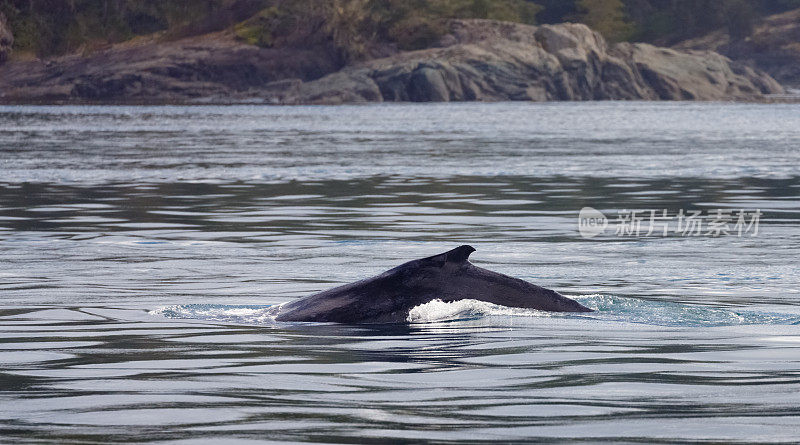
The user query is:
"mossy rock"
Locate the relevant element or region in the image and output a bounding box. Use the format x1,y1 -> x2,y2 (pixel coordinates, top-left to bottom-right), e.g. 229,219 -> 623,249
234,6 -> 296,48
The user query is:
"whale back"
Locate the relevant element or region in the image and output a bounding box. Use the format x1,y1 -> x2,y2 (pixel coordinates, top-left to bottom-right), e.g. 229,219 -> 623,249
274,245 -> 591,323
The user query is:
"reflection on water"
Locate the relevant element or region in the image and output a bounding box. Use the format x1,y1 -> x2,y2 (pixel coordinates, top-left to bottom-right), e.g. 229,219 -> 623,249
1,103 -> 800,442
4,306 -> 800,442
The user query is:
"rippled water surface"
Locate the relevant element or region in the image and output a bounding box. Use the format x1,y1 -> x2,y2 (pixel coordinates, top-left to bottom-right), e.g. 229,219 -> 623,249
2,103 -> 800,443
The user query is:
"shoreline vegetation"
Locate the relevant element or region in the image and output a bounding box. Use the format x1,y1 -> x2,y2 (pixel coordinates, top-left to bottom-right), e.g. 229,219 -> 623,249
1,0 -> 799,105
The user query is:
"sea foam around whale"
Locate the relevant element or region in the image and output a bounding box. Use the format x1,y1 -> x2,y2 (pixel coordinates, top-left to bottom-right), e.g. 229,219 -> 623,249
151,304 -> 280,324
152,295 -> 800,327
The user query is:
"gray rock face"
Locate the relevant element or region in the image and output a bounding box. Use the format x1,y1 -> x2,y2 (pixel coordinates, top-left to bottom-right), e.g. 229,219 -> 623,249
0,31 -> 342,103
285,20 -> 783,104
0,19 -> 783,104
0,12 -> 12,65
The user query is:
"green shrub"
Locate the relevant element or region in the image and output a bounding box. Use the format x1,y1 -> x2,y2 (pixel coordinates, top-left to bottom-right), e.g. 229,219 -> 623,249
234,7 -> 281,47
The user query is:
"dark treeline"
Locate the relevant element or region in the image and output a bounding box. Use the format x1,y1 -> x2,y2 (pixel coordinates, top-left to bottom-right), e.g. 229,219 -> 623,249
539,0 -> 800,43
2,0 -> 800,58
0,0 -> 267,56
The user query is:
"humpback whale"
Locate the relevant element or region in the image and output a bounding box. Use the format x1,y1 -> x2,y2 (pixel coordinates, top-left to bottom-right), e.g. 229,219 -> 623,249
273,245 -> 592,323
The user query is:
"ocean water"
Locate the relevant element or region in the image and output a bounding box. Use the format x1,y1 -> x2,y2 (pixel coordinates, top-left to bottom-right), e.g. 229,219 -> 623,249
1,102 -> 800,443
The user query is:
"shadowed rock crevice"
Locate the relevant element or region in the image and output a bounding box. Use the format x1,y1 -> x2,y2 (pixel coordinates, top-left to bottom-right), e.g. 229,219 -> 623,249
0,12 -> 12,65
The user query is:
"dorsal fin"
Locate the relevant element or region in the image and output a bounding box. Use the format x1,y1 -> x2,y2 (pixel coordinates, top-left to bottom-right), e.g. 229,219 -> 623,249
426,245 -> 475,265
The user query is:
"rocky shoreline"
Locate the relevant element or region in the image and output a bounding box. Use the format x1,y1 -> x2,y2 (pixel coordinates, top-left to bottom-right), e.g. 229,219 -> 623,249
0,19 -> 785,105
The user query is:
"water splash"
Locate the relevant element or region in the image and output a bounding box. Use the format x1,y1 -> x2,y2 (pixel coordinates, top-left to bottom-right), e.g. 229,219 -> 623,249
151,304 -> 280,324
406,299 -> 557,323
151,296 -> 800,327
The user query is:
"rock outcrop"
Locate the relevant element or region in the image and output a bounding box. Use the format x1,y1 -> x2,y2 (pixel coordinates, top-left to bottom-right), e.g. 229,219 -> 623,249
675,8 -> 800,88
0,12 -> 13,65
286,21 -> 783,104
0,31 -> 343,103
0,19 -> 783,104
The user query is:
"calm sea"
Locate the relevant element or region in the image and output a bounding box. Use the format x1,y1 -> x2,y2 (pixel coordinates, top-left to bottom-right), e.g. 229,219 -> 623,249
1,102 -> 800,443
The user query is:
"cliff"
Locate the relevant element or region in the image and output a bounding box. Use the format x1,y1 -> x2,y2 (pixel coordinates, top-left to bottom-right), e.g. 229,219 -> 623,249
0,19 -> 783,104
282,20 -> 783,104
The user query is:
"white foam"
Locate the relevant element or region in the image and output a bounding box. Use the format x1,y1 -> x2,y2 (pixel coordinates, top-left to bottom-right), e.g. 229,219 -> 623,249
407,299 -> 554,323
150,304 -> 280,324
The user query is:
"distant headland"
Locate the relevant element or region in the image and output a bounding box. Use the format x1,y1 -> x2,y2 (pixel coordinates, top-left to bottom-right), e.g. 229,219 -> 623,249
1,1 -> 797,105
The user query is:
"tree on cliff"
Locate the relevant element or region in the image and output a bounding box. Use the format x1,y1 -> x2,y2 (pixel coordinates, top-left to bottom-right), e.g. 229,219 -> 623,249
544,0 -> 800,44
723,0 -> 755,41
573,0 -> 633,42
0,0 -> 261,56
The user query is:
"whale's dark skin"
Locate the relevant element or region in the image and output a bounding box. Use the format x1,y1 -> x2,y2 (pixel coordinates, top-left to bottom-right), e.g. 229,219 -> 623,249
273,245 -> 592,323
